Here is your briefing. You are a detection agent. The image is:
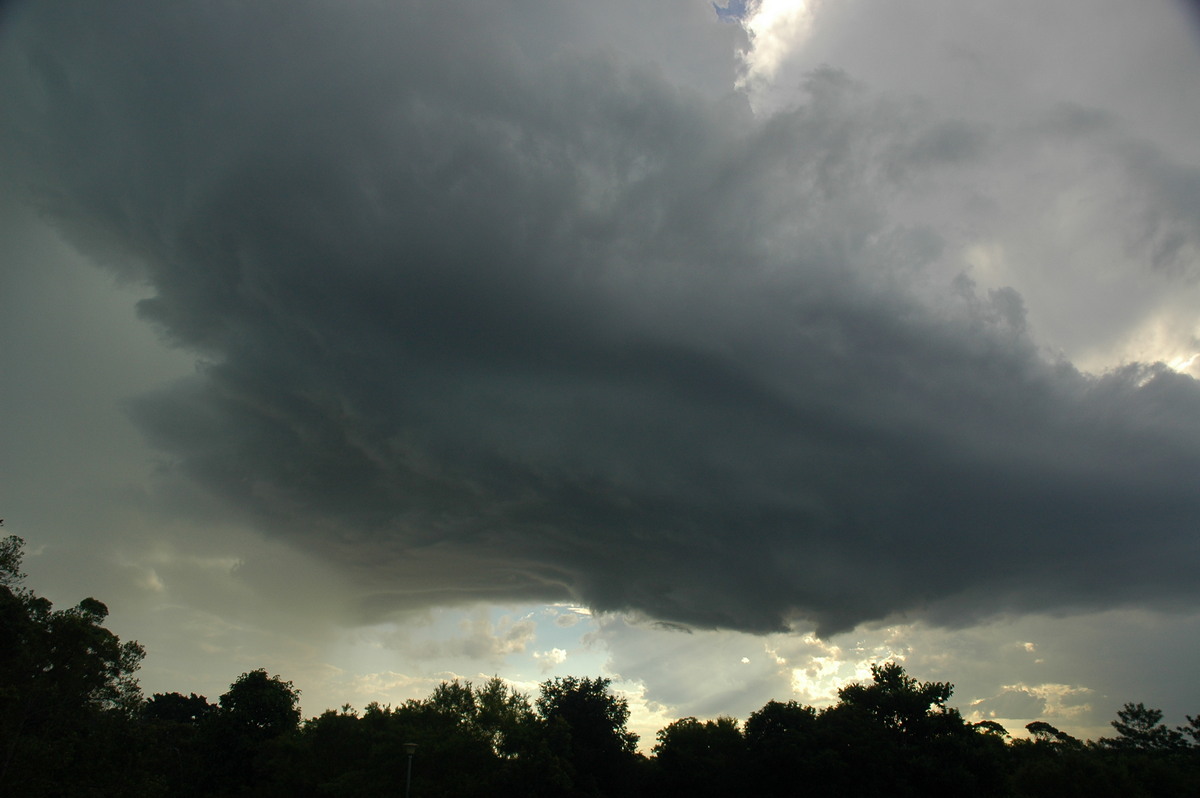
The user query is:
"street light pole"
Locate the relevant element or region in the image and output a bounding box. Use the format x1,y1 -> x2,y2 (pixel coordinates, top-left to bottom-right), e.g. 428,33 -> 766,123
403,742 -> 417,798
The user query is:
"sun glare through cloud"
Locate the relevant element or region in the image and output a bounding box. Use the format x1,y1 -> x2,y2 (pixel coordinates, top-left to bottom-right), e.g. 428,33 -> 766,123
735,0 -> 816,98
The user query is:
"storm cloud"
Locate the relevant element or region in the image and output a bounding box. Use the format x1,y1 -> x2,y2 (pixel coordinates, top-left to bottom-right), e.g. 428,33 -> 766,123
3,0 -> 1199,638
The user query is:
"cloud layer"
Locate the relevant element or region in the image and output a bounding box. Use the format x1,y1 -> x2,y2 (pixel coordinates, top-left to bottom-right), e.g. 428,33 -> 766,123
3,0 -> 1199,637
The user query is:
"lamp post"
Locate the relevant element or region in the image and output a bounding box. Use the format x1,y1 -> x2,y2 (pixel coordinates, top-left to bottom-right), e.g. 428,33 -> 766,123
403,742 -> 417,798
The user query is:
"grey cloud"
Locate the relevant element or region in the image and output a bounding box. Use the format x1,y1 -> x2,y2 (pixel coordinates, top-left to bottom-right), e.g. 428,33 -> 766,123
1124,149 -> 1200,278
3,0 -> 1200,639
1031,106 -> 1200,280
554,612 -> 583,629
970,689 -> 1051,722
399,612 -> 537,663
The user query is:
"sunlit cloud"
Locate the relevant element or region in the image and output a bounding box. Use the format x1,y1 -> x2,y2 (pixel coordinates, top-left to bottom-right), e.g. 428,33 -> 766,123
737,0 -> 817,100
533,647 -> 569,672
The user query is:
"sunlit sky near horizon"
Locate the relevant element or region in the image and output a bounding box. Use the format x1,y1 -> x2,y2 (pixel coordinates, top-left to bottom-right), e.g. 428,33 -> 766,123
3,0 -> 1200,749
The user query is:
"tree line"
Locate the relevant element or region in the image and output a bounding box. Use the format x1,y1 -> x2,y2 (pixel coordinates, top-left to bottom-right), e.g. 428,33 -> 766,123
2,532 -> 1198,796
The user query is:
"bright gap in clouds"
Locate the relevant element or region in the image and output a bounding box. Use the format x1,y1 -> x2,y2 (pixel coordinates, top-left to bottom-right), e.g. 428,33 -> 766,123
737,0 -> 816,95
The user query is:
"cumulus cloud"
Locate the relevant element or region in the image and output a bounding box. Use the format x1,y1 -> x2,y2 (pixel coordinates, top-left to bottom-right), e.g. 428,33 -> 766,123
533,647 -> 569,672
379,609 -> 537,664
3,0 -> 1200,640
970,682 -> 1094,723
340,671 -> 451,707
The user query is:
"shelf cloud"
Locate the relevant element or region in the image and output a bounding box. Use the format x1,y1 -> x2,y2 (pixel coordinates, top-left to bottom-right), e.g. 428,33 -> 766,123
4,0 -> 1200,639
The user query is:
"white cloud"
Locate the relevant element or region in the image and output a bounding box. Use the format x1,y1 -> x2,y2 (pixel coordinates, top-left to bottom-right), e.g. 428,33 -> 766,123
533,647 -> 568,671
339,670 -> 448,708
737,0 -> 817,97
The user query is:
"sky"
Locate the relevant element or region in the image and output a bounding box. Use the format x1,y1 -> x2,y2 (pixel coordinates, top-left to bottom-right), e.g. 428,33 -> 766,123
2,0 -> 1200,746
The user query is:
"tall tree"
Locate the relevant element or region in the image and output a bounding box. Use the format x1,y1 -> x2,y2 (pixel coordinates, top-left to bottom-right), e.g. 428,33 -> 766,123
1025,720 -> 1079,746
1102,703 -> 1185,752
194,669 -> 302,794
820,662 -> 1006,796
0,535 -> 146,796
744,700 -> 821,795
0,530 -> 26,588
1181,714 -> 1200,747
536,676 -> 638,795
472,676 -> 538,759
835,661 -> 961,740
143,691 -> 217,725
653,715 -> 743,796
219,669 -> 301,739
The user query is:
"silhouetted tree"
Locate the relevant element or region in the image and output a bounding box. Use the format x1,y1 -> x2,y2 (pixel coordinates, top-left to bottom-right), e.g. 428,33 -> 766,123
0,531 -> 25,588
1102,702 -> 1184,752
139,692 -> 218,797
536,675 -> 639,795
835,661 -> 961,740
144,691 -> 217,725
975,720 -> 1009,737
474,675 -> 538,758
198,669 -> 301,795
652,715 -> 743,796
417,677 -> 549,797
219,669 -> 301,738
817,662 -> 1007,796
743,700 -> 821,795
0,534 -> 147,796
1182,714 -> 1200,747
1025,720 -> 1080,746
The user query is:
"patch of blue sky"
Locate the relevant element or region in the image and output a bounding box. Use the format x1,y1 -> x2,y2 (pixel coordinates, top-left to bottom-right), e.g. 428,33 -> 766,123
714,0 -> 751,23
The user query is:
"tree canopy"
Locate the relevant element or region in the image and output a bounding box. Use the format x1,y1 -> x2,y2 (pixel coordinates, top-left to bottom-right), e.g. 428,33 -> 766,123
0,535 -> 146,795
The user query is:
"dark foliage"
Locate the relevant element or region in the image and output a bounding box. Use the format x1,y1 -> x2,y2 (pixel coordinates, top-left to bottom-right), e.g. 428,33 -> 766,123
0,534 -> 148,797
535,674 -> 640,795
653,715 -> 743,796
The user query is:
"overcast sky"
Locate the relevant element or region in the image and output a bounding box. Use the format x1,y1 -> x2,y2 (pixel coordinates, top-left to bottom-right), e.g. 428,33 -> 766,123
3,0 -> 1200,745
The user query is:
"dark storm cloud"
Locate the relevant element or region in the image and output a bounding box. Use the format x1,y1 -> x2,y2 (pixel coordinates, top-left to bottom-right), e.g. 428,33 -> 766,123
3,0 -> 1199,637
